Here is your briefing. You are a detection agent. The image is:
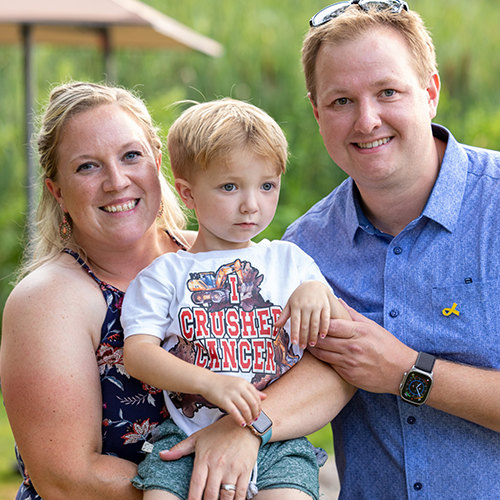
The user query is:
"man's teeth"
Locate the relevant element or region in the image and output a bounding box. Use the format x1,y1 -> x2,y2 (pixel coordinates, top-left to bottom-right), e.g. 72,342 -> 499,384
357,137 -> 390,149
102,200 -> 137,212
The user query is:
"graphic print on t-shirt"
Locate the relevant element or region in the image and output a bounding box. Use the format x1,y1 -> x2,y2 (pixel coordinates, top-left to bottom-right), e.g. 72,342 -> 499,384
169,259 -> 300,419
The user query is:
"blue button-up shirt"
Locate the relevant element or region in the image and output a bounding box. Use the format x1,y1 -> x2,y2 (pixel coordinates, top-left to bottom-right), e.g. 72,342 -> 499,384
284,124 -> 500,499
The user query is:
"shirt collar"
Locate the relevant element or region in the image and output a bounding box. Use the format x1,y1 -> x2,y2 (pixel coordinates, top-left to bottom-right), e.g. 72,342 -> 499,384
345,124 -> 468,243
421,124 -> 468,233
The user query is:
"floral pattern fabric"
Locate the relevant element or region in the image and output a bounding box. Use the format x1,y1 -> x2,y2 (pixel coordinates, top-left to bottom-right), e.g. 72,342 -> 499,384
15,249 -> 171,499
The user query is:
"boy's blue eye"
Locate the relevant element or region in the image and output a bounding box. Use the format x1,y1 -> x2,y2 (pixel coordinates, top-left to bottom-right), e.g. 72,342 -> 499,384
222,184 -> 236,192
261,182 -> 274,191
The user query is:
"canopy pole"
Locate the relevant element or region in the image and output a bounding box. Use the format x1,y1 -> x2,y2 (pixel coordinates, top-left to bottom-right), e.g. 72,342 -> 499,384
22,23 -> 36,247
100,28 -> 115,83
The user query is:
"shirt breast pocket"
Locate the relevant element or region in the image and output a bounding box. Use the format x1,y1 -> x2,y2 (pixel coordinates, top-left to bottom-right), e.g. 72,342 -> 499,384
431,278 -> 500,368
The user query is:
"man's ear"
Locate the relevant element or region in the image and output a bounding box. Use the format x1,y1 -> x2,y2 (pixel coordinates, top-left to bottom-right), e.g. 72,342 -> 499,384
427,72 -> 441,120
45,178 -> 66,211
308,92 -> 321,125
174,178 -> 195,210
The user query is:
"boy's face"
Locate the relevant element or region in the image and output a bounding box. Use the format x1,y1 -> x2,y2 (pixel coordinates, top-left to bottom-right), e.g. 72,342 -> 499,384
176,147 -> 281,252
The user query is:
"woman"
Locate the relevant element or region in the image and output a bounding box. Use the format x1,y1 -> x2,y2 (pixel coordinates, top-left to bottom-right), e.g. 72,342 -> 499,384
1,81 -> 196,499
1,82 -> 353,500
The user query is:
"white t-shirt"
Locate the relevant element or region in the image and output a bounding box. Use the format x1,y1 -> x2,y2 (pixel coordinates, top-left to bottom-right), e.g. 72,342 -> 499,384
122,239 -> 330,436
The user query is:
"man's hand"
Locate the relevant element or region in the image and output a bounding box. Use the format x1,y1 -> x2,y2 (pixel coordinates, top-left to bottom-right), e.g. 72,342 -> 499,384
309,299 -> 416,394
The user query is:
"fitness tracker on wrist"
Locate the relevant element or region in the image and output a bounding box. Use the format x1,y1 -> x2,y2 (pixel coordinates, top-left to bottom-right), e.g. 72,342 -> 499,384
399,352 -> 436,406
248,411 -> 273,446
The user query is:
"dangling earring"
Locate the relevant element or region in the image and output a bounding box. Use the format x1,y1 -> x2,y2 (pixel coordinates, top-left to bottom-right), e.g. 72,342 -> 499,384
157,200 -> 164,218
59,214 -> 72,243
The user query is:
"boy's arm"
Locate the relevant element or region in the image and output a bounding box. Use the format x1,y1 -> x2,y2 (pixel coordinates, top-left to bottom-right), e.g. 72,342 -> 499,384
123,335 -> 264,426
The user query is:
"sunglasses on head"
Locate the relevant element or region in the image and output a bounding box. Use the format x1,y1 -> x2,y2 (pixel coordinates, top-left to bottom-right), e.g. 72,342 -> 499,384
310,0 -> 409,28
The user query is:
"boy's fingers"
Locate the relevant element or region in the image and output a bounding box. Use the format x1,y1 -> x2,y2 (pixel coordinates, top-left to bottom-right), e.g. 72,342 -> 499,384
275,303 -> 291,327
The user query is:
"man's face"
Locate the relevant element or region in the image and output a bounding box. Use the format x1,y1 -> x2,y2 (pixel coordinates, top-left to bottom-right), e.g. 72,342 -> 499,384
311,26 -> 440,195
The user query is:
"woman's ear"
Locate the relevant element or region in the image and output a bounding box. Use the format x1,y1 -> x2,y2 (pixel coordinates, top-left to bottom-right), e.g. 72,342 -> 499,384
155,152 -> 162,172
45,178 -> 66,211
174,178 -> 195,210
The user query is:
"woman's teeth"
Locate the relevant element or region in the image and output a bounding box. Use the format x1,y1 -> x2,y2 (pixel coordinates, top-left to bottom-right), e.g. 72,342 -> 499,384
102,200 -> 137,212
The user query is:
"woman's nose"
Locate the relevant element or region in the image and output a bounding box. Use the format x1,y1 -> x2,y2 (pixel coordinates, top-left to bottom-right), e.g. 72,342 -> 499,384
103,162 -> 131,191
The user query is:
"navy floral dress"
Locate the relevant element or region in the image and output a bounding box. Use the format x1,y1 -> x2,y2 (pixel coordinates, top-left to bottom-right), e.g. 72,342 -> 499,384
15,239 -> 185,499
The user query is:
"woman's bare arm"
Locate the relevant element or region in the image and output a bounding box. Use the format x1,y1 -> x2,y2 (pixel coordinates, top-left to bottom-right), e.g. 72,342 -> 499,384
1,263 -> 142,500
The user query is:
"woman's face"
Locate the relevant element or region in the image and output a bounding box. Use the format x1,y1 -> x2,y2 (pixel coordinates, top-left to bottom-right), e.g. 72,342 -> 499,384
46,104 -> 162,252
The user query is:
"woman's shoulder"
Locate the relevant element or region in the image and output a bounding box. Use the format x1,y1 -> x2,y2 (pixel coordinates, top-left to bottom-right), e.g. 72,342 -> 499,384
175,229 -> 197,249
7,252 -> 103,314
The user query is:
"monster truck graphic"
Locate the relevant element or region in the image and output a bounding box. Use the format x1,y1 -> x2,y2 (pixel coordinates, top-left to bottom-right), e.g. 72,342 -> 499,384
187,259 -> 271,312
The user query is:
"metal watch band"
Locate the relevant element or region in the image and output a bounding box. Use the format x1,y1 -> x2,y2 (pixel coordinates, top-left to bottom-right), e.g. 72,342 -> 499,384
414,352 -> 436,373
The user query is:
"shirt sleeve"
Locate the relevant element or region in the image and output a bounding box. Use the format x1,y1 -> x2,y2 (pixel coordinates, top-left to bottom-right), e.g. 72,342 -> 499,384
121,266 -> 174,341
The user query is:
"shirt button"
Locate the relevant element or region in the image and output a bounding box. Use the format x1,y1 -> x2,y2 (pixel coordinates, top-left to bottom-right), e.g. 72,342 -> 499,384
389,309 -> 399,318
414,482 -> 423,491
393,246 -> 403,255
407,416 -> 416,425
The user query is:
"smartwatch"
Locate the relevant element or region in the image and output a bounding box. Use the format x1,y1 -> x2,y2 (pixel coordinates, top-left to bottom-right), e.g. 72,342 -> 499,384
399,352 -> 436,406
248,411 -> 273,446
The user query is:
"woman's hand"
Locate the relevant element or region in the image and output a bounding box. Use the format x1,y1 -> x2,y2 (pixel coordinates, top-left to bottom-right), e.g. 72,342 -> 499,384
160,417 -> 260,500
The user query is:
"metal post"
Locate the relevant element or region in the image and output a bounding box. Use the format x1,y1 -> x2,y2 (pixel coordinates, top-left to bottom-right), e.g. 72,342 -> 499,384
22,23 -> 36,248
101,27 -> 115,82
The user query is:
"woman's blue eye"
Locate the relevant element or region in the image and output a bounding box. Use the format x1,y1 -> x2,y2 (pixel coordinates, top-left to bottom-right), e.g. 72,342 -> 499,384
124,151 -> 141,160
76,163 -> 94,172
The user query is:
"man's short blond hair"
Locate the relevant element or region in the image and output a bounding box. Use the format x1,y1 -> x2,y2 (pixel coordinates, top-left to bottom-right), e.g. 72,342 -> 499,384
302,6 -> 437,106
167,98 -> 288,179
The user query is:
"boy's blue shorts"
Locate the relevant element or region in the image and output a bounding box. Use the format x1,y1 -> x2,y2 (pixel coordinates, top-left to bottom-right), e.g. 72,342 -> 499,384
133,419 -> 323,500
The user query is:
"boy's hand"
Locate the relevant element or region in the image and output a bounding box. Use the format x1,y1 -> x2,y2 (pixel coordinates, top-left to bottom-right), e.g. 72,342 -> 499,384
276,281 -> 351,349
201,373 -> 266,428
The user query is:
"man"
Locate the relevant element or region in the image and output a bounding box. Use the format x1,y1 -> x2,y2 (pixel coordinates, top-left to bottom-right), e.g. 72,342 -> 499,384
284,1 -> 500,498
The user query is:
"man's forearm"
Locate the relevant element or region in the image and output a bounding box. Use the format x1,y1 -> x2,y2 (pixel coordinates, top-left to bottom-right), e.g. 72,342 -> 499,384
426,359 -> 500,433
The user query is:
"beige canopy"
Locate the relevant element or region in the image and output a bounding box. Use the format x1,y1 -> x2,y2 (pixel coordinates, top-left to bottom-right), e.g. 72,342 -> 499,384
0,0 -> 223,56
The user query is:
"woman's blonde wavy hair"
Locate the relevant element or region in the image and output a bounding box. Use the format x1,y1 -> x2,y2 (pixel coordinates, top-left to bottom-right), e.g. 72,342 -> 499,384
18,81 -> 186,280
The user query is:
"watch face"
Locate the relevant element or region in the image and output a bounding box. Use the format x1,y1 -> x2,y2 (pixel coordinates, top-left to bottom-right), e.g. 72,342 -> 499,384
250,411 -> 273,435
401,371 -> 432,405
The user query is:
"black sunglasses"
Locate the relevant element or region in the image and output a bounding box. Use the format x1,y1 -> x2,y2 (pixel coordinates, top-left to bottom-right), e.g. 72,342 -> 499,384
310,0 -> 409,28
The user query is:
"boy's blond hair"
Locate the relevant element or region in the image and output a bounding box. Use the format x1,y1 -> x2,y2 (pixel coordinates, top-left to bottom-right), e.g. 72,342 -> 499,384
302,7 -> 437,106
167,98 -> 288,180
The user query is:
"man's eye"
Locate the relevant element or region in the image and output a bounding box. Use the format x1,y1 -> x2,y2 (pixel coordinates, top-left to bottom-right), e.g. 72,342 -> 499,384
335,97 -> 349,106
383,89 -> 396,97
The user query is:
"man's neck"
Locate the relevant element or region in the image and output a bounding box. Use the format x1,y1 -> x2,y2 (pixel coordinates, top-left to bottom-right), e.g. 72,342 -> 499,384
358,137 -> 447,237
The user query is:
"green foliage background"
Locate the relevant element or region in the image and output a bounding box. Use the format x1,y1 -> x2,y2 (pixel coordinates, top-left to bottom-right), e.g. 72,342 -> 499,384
0,0 -> 500,494
2,0 -> 500,316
